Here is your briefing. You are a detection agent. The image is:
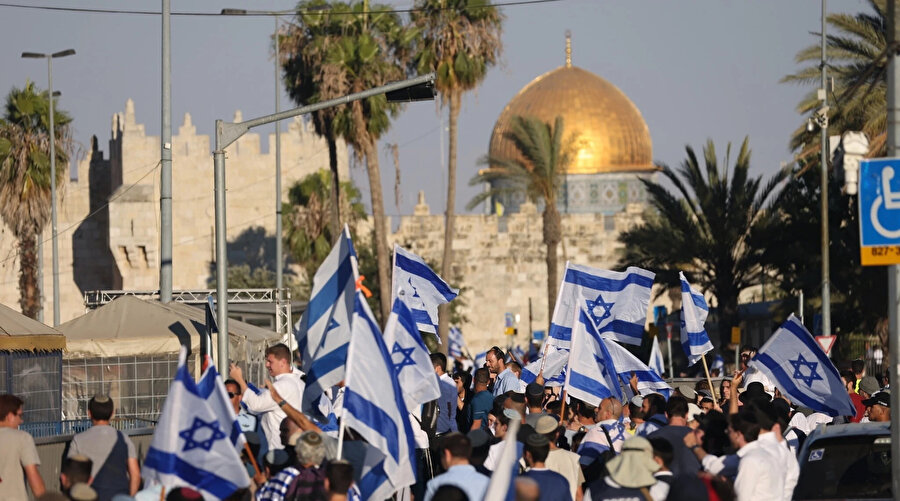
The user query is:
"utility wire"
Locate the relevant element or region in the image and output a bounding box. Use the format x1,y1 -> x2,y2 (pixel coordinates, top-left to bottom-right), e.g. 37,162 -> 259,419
0,0 -> 565,17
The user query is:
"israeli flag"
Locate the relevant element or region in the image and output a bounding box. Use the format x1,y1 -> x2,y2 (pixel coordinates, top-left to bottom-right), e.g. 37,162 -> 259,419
748,315 -> 856,417
711,354 -> 725,372
521,345 -> 569,387
483,417 -> 521,501
564,307 -> 623,407
294,226 -> 358,416
605,338 -> 673,399
649,335 -> 665,378
391,245 -> 459,335
342,291 -> 417,499
474,351 -> 487,369
548,263 -> 655,349
382,298 -> 441,412
448,326 -> 466,358
143,349 -> 250,499
680,272 -> 713,366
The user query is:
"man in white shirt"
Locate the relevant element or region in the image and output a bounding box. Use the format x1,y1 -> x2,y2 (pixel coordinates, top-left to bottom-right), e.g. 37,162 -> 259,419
750,401 -> 799,501
729,408 -> 782,500
487,347 -> 519,396
431,353 -> 459,436
229,343 -> 305,451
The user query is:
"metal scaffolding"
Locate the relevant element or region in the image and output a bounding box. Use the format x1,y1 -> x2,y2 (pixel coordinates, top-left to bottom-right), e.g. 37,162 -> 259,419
83,288 -> 292,336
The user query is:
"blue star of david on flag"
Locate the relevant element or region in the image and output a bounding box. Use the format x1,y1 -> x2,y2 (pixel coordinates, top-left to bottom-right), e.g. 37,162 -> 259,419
178,416 -> 227,452
391,342 -> 417,374
585,294 -> 614,326
789,353 -> 823,387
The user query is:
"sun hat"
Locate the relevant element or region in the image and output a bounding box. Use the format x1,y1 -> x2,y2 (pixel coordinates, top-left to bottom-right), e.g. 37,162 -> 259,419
604,436 -> 661,488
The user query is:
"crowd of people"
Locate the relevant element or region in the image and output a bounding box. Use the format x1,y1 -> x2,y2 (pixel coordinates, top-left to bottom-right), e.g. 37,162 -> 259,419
0,342 -> 891,501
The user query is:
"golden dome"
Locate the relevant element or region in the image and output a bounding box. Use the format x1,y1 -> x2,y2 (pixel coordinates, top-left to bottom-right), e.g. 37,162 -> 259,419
489,59 -> 654,175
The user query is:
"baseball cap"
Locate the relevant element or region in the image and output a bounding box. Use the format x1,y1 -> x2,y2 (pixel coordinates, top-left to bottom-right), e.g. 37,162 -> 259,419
863,390 -> 891,408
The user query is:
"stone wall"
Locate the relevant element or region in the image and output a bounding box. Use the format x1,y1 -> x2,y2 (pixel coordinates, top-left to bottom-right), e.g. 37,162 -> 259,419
385,193 -> 677,353
0,100 -> 348,323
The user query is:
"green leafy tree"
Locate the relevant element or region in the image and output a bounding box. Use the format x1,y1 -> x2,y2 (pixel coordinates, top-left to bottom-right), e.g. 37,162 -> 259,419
766,160 -> 886,352
0,82 -> 72,318
783,0 -> 886,157
617,138 -> 787,345
468,115 -> 574,325
410,0 -> 503,349
282,0 -> 414,322
284,169 -> 366,297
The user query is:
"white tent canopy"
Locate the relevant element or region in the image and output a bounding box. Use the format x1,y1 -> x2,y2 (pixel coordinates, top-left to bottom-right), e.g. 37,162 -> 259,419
0,302 -> 65,351
57,296 -> 282,420
59,295 -> 279,360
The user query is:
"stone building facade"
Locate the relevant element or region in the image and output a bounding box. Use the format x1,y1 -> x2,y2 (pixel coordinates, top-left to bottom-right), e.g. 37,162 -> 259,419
0,99 -> 349,324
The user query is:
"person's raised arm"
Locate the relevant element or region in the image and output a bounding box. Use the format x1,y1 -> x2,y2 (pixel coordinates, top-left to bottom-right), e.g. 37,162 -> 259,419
729,370 -> 743,415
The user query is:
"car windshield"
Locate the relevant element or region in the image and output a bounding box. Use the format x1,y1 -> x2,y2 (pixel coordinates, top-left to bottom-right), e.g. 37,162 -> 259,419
794,435 -> 891,499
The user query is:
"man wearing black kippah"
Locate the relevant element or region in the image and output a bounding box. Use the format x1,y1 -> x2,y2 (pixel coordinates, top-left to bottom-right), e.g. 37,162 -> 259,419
523,432 -> 573,501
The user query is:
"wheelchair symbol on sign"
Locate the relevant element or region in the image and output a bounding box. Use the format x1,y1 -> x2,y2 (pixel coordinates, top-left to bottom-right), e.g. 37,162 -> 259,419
870,167 -> 900,238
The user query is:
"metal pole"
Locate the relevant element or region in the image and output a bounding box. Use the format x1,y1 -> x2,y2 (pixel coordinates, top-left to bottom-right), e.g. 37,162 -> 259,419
666,325 -> 674,379
47,57 -> 60,326
885,0 -> 900,495
799,290 -> 804,323
160,0 -> 173,303
213,73 -> 435,361
820,0 -> 831,340
37,238 -> 43,323
214,127 -> 229,375
274,15 -> 284,333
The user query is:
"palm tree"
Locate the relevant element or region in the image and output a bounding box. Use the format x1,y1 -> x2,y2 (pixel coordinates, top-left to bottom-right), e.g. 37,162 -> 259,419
281,0 -> 347,239
0,82 -> 72,318
617,138 -> 787,345
282,1 -> 413,321
467,115 -> 575,323
411,0 -> 503,349
783,0 -> 886,157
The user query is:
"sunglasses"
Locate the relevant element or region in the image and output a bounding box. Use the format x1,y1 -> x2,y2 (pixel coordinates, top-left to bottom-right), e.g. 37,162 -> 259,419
228,392 -> 237,398
740,353 -> 752,358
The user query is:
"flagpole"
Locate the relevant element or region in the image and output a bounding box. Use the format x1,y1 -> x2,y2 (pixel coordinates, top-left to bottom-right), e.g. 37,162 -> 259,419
337,292 -> 360,460
244,442 -> 262,477
700,354 -> 718,403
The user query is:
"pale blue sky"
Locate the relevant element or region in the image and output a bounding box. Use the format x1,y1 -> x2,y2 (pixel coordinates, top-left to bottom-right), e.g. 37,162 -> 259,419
0,0 -> 870,219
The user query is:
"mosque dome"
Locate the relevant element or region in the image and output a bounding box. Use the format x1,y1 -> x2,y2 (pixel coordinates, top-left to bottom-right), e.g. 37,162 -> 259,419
488,36 -> 654,175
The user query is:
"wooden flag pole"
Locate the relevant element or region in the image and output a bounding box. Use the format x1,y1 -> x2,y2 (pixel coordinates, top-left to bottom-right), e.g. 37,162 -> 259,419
700,354 -> 718,403
559,389 -> 568,422
244,442 -> 262,477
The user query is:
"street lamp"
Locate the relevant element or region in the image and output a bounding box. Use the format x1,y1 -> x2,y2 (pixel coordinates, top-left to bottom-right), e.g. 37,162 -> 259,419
22,48 -> 75,327
221,8 -> 290,334
211,72 -> 436,374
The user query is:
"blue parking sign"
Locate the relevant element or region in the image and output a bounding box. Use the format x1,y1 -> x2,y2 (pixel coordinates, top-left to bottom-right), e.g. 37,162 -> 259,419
859,158 -> 900,265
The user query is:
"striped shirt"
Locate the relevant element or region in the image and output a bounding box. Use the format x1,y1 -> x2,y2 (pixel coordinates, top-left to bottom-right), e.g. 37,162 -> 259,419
255,467 -> 300,501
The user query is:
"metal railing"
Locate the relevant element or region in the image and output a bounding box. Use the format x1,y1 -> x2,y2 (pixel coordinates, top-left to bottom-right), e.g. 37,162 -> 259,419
83,288 -> 292,335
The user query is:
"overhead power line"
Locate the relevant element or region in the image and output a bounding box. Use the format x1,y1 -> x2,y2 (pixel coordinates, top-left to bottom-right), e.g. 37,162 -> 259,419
0,0 -> 565,17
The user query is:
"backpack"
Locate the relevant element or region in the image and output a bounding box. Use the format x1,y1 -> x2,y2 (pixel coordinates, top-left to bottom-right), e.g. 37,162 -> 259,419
581,425 -> 619,485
